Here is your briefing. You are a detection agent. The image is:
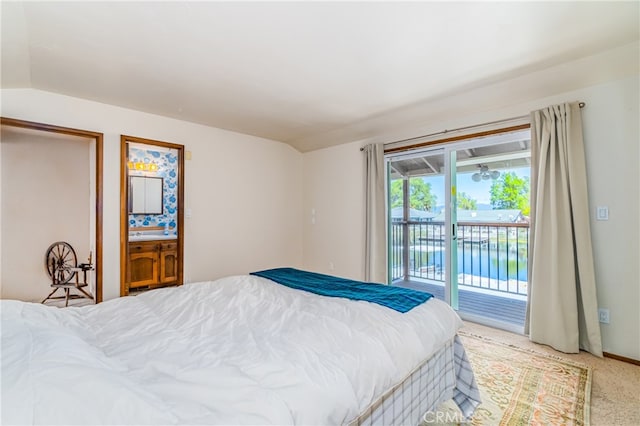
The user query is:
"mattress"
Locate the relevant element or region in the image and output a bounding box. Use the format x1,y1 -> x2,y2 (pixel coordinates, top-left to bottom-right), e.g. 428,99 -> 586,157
1,273 -> 480,425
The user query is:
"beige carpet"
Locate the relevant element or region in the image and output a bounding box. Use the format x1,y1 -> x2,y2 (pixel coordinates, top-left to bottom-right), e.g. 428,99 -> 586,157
456,321 -> 640,426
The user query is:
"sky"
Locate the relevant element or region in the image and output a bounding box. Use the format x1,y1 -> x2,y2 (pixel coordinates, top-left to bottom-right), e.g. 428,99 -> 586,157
423,166 -> 530,207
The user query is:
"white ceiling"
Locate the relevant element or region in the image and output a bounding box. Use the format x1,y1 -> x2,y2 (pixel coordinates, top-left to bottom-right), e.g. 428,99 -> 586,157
2,1 -> 638,152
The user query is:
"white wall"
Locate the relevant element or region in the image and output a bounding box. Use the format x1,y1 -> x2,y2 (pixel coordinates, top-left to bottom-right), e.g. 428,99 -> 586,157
0,129 -> 91,301
0,123 -> 3,298
302,140 -> 365,279
302,75 -> 640,360
0,89 -> 304,300
184,128 -> 303,282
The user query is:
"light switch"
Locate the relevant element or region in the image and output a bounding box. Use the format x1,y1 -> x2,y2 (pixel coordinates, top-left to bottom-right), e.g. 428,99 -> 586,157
596,206 -> 608,221
186,208 -> 192,219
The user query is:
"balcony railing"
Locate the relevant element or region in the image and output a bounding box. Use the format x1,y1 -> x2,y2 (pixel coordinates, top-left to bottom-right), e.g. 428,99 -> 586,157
391,220 -> 529,296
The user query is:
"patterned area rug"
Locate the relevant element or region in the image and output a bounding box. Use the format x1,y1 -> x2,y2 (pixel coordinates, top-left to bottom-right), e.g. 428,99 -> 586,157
433,332 -> 592,425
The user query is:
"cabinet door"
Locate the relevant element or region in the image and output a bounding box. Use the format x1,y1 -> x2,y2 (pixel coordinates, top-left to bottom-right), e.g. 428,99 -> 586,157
129,243 -> 159,288
159,242 -> 178,284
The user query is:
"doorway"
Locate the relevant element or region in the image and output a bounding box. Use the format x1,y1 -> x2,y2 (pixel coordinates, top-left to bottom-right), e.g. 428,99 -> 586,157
120,135 -> 184,296
387,127 -> 530,332
0,117 -> 103,303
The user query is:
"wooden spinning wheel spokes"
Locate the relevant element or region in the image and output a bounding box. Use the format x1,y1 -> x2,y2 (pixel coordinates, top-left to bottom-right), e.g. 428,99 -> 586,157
45,241 -> 78,285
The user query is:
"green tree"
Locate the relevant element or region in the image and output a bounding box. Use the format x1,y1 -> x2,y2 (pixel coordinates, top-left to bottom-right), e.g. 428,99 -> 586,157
490,172 -> 530,215
457,192 -> 477,210
390,178 -> 437,211
390,180 -> 404,208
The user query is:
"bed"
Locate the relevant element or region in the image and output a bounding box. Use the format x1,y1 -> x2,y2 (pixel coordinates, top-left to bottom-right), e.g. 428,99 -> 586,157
1,269 -> 480,425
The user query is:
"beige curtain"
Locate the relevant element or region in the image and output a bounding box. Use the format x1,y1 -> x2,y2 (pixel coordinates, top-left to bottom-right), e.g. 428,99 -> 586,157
526,102 -> 603,357
363,143 -> 387,283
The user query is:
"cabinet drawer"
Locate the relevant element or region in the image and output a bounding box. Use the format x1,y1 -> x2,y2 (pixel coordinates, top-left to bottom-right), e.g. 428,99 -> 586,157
129,242 -> 158,254
160,242 -> 177,251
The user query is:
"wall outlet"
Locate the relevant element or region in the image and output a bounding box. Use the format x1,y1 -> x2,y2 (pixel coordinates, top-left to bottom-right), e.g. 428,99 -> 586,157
329,262 -> 335,271
598,308 -> 610,324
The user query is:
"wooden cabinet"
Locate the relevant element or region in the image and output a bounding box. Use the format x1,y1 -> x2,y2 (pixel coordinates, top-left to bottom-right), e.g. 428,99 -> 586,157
127,240 -> 180,291
129,242 -> 158,288
159,242 -> 178,284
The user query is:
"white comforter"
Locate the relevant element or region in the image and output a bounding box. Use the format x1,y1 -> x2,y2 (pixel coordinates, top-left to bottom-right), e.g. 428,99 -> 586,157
2,274 -> 462,425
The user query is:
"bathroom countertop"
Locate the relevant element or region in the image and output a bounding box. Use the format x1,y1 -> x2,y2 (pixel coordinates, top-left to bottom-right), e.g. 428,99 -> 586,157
129,234 -> 177,242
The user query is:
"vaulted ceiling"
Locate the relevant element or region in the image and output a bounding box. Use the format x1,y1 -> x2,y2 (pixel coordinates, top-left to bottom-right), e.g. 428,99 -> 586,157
2,2 -> 638,152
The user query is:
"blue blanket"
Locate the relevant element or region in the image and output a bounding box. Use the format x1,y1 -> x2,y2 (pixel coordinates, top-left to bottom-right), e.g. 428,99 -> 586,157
250,268 -> 433,313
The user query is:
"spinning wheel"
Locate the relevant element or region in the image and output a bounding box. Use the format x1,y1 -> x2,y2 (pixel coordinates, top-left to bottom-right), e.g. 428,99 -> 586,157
45,242 -> 77,285
42,241 -> 94,306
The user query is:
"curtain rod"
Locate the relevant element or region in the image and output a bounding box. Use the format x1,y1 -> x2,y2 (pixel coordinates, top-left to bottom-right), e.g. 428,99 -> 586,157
360,102 -> 585,151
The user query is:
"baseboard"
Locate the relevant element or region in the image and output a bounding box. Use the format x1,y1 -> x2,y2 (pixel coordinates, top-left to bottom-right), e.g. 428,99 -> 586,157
603,351 -> 640,366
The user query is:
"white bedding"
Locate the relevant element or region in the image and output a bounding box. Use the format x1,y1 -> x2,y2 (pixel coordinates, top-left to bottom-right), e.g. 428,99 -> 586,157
2,274 -> 463,425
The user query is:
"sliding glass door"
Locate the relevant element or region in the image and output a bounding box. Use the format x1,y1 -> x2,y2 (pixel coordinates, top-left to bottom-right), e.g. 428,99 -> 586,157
387,128 -> 531,332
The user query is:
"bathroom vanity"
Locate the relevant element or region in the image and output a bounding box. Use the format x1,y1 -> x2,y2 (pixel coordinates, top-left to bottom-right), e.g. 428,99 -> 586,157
128,232 -> 179,290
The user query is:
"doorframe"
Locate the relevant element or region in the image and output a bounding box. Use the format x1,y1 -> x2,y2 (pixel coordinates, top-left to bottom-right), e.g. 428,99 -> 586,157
1,117 -> 104,302
120,135 -> 184,296
385,125 -> 531,332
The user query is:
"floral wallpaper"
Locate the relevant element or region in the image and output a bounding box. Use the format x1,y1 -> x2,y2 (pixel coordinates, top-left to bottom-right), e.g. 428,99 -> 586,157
128,146 -> 178,233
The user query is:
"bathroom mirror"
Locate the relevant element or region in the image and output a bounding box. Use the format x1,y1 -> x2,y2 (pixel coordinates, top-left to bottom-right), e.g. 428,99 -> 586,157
129,176 -> 163,214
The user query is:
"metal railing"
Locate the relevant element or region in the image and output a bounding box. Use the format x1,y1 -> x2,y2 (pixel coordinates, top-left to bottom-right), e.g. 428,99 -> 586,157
390,220 -> 529,295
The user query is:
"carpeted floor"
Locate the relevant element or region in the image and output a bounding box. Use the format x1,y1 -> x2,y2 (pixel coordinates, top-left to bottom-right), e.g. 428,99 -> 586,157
460,321 -> 640,426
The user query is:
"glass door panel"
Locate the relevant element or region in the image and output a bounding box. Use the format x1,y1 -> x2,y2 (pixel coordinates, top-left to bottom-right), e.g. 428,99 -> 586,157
387,149 -> 447,300
449,131 -> 531,330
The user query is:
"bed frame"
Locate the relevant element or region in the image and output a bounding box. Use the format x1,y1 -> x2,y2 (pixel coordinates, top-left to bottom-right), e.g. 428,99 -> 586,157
349,336 -> 479,425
